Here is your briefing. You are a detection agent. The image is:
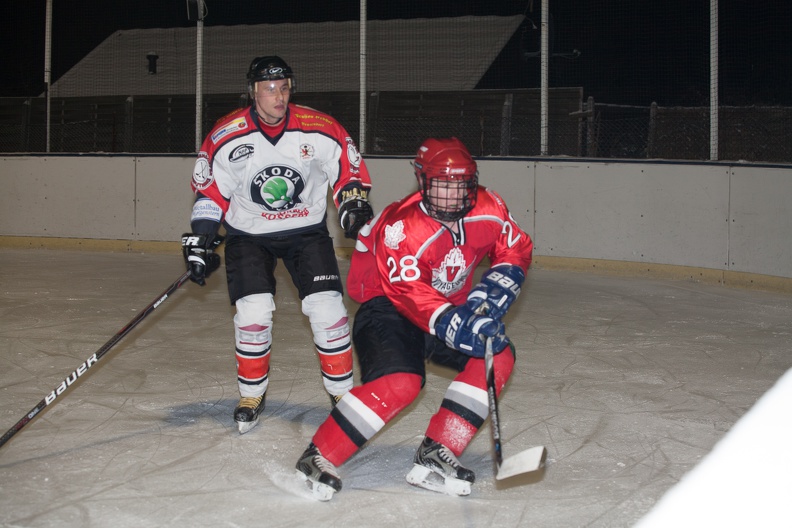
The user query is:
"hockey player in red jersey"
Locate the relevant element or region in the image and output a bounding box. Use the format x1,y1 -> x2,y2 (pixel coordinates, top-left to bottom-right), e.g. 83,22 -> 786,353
181,56 -> 373,434
295,137 -> 533,500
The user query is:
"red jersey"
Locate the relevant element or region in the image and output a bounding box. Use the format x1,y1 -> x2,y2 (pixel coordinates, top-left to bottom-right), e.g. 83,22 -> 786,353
347,187 -> 533,334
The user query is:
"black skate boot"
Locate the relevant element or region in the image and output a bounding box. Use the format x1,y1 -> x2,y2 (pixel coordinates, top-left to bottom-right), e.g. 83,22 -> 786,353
233,394 -> 265,434
296,443 -> 342,501
406,436 -> 475,496
329,393 -> 343,407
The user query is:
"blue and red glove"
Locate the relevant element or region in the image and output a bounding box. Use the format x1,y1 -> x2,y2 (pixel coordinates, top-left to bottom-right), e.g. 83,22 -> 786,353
466,265 -> 525,320
435,304 -> 509,358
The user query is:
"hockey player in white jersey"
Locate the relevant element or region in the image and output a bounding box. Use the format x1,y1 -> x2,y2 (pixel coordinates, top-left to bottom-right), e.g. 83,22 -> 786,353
181,56 -> 373,434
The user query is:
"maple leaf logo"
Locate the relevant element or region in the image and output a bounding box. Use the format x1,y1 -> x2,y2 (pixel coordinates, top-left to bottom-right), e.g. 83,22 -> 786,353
384,220 -> 406,250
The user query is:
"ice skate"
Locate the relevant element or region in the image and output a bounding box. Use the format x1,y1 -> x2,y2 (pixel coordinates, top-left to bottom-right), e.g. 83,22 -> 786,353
406,437 -> 475,496
233,394 -> 265,434
329,393 -> 343,407
296,443 -> 342,501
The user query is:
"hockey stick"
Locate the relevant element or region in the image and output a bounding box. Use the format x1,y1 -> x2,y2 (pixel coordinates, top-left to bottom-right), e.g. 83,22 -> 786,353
0,270 -> 192,450
484,335 -> 547,480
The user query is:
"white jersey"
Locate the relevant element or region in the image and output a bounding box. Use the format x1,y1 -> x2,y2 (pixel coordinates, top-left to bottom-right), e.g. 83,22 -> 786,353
191,103 -> 371,236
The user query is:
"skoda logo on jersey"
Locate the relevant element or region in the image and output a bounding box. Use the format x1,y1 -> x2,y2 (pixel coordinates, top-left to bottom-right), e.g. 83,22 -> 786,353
250,165 -> 304,210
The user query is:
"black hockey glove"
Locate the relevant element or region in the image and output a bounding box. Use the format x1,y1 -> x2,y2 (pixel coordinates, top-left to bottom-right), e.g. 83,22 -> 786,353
181,233 -> 224,286
338,187 -> 373,240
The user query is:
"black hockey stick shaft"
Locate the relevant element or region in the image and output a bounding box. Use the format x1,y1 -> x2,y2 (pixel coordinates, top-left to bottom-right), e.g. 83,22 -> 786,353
484,336 -> 504,467
0,270 -> 191,450
472,301 -> 506,466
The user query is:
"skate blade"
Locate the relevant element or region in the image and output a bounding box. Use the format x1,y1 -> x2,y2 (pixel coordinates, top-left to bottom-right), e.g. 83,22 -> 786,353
496,445 -> 547,480
295,470 -> 337,501
405,464 -> 471,496
236,417 -> 259,435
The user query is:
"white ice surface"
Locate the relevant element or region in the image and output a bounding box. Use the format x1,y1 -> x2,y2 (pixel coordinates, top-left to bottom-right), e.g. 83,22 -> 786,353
1,249 -> 791,527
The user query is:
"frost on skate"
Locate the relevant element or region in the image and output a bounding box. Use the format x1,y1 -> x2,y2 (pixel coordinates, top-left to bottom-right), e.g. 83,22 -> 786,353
406,437 -> 475,496
406,463 -> 473,496
296,443 -> 342,501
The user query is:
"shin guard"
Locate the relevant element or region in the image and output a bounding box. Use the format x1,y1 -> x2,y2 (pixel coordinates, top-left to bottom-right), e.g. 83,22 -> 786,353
302,291 -> 354,396
234,293 -> 275,397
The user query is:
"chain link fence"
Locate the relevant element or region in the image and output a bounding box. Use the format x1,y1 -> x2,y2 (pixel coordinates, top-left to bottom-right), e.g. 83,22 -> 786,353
3,2 -> 791,163
584,102 -> 792,162
3,92 -> 790,162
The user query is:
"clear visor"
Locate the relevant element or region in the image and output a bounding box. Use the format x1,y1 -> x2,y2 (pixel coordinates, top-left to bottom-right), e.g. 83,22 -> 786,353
254,79 -> 292,96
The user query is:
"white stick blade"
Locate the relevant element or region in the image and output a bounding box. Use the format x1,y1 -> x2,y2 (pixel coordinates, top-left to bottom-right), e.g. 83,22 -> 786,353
496,446 -> 547,480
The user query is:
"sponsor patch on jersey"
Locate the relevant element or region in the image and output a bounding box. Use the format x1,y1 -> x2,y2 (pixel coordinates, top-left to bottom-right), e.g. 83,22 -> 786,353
384,220 -> 406,250
229,143 -> 254,162
192,153 -> 213,190
432,247 -> 472,295
294,111 -> 333,126
211,117 -> 248,144
250,164 -> 305,211
190,197 -> 223,223
260,208 -> 310,220
300,143 -> 315,160
345,137 -> 362,169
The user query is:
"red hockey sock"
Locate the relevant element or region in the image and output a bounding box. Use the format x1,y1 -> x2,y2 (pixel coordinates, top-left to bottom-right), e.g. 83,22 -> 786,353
425,350 -> 515,456
314,372 -> 422,466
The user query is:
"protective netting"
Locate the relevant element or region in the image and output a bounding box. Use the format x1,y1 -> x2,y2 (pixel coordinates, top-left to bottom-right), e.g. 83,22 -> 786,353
1,1 -> 790,162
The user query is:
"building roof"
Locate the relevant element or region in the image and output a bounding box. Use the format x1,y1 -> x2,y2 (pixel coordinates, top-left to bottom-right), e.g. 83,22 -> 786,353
50,15 -> 524,97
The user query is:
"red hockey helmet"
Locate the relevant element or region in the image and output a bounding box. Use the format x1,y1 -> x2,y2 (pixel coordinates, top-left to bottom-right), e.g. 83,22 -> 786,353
413,137 -> 479,222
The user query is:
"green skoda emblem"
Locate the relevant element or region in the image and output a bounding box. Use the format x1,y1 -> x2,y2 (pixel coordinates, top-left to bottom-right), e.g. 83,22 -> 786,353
251,165 -> 304,210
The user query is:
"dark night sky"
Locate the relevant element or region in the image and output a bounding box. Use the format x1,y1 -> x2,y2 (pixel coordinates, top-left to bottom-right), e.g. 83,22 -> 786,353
2,0 -> 791,106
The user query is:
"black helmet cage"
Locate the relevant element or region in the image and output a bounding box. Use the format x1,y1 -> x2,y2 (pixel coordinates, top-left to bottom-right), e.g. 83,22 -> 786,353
246,56 -> 295,96
415,164 -> 479,222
